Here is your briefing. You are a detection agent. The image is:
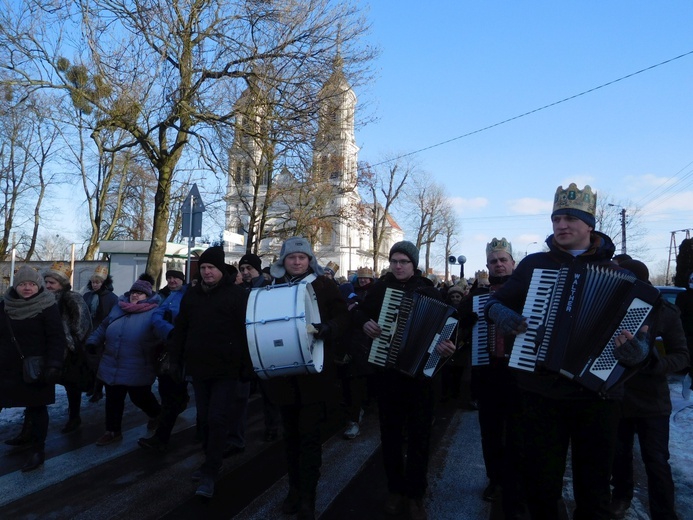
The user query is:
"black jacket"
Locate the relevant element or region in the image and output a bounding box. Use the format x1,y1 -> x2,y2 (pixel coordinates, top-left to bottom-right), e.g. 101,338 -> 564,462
167,274 -> 250,380
485,231 -> 628,400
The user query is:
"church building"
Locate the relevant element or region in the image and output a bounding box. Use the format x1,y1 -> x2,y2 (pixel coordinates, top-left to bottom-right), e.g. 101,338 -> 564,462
223,54 -> 403,277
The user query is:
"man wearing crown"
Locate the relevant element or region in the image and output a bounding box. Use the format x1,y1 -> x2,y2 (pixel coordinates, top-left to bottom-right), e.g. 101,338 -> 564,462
458,238 -> 524,515
484,184 -> 650,519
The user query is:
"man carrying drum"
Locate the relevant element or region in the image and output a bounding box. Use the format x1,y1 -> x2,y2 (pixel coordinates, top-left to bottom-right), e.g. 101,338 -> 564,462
262,237 -> 349,520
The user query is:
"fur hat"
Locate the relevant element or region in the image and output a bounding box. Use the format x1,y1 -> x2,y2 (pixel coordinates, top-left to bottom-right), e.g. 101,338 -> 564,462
129,279 -> 153,297
239,253 -> 262,274
552,183 -> 597,228
92,264 -> 109,281
447,285 -> 465,297
165,269 -> 185,282
198,246 -> 227,273
389,241 -> 419,267
44,261 -> 72,287
270,237 -> 324,279
14,265 -> 43,289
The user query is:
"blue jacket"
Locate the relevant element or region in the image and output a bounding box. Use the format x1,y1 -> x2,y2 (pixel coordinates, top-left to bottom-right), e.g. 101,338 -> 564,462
88,294 -> 160,386
151,285 -> 188,343
485,231 -> 625,399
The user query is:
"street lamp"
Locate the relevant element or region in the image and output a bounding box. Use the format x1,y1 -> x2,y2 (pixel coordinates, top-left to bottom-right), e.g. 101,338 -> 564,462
608,204 -> 627,255
525,241 -> 538,257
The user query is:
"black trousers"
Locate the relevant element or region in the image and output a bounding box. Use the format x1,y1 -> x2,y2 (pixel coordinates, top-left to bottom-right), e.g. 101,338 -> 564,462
612,415 -> 679,520
154,374 -> 189,443
25,405 -> 49,451
104,384 -> 161,433
376,371 -> 434,500
280,401 -> 326,500
518,392 -> 619,520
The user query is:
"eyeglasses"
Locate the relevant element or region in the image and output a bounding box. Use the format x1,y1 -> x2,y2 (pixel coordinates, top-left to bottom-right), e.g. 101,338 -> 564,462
389,259 -> 412,266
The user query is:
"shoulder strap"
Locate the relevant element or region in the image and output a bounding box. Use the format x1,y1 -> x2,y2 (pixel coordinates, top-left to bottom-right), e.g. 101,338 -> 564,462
4,313 -> 25,359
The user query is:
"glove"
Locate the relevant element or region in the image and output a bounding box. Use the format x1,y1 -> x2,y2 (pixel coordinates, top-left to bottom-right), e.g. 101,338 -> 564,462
44,367 -> 62,385
613,331 -> 650,367
487,303 -> 525,335
311,322 -> 331,340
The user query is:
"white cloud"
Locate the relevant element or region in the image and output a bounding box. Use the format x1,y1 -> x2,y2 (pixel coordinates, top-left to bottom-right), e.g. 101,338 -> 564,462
449,196 -> 488,214
509,197 -> 552,214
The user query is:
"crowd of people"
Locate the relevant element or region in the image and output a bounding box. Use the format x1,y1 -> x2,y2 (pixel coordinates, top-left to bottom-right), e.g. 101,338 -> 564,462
0,181 -> 691,520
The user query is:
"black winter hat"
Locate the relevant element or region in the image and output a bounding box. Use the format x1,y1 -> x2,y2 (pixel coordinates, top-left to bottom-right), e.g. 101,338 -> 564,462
239,253 -> 262,274
166,269 -> 185,282
389,241 -> 420,267
198,246 -> 227,273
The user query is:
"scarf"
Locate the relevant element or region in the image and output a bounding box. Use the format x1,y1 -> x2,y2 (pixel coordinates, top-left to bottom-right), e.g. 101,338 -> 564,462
3,287 -> 57,320
118,300 -> 158,314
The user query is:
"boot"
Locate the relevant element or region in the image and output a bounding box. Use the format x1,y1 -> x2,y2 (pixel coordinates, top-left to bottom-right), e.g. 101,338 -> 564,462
297,493 -> 316,520
282,486 -> 300,514
21,450 -> 45,472
5,413 -> 32,446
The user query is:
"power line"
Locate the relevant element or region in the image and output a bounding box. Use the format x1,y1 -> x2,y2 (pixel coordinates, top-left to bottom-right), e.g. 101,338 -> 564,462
370,50 -> 693,168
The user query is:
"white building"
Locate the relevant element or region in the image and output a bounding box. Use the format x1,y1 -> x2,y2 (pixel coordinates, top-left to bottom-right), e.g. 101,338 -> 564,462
224,54 -> 402,276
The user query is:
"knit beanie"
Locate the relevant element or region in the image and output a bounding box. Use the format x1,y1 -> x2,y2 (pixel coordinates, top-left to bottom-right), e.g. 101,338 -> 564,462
447,285 -> 465,297
619,259 -> 650,284
270,237 -> 324,279
239,253 -> 262,274
14,265 -> 44,289
44,261 -> 72,287
389,241 -> 419,267
198,246 -> 227,273
165,269 -> 185,282
129,279 -> 153,297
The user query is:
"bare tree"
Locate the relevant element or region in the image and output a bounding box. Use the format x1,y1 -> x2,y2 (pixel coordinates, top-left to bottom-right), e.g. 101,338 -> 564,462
0,0 -> 375,279
594,193 -> 648,259
0,90 -> 61,261
358,158 -> 414,273
405,177 -> 450,272
439,205 -> 461,282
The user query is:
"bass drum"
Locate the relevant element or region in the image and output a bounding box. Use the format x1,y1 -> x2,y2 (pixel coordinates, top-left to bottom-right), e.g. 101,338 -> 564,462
246,283 -> 324,380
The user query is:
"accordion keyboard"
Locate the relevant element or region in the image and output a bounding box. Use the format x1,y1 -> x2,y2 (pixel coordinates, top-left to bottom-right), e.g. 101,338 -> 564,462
471,294 -> 490,366
368,288 -> 405,367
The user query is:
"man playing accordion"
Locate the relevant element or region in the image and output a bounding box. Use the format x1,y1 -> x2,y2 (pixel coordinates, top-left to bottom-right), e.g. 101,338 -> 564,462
484,183 -> 651,520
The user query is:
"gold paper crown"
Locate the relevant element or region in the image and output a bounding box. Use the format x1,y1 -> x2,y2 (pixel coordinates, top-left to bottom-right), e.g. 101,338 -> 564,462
553,183 -> 597,216
486,237 -> 513,258
356,266 -> 374,278
475,270 -> 489,282
93,264 -> 109,280
46,261 -> 72,281
325,261 -> 339,273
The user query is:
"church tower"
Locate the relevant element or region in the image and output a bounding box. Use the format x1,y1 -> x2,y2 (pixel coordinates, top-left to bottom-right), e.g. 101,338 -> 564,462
224,79 -> 272,249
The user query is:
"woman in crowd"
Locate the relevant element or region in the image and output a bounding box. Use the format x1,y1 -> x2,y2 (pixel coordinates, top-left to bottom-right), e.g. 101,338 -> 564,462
86,279 -> 161,446
82,265 -> 118,403
0,266 -> 66,471
43,262 -> 93,434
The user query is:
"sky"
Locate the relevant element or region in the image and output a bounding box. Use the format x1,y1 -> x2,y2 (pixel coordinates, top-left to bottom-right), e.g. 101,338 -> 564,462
353,1 -> 693,280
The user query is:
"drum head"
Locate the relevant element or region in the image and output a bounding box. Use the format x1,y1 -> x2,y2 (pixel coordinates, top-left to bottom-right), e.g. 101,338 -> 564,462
246,283 -> 324,379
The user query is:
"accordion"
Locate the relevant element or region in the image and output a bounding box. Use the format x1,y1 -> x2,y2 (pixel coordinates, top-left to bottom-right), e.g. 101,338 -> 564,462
368,288 -> 458,378
508,264 -> 661,394
471,293 -> 509,366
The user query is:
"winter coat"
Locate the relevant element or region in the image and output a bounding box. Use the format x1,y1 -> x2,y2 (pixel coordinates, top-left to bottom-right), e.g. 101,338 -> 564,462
87,294 -> 160,387
261,273 -> 350,406
54,289 -> 93,390
621,300 -> 690,417
151,285 -> 188,343
674,288 -> 693,341
0,291 -> 66,408
83,276 -> 118,330
167,275 -> 250,381
485,231 -> 627,400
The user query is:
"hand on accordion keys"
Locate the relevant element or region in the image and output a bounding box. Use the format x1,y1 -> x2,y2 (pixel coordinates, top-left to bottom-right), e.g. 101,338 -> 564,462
613,327 -> 650,367
436,338 -> 457,357
487,303 -> 528,336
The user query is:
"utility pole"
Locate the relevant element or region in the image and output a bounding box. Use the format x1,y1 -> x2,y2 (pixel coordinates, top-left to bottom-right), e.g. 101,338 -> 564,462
619,207 -> 627,255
